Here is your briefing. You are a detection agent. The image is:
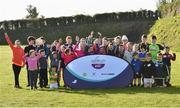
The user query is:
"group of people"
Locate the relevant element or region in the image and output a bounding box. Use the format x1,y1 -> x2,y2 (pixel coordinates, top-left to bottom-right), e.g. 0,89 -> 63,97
4,31 -> 176,90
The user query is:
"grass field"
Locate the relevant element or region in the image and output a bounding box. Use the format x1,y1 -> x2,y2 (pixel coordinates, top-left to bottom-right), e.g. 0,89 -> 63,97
0,46 -> 180,107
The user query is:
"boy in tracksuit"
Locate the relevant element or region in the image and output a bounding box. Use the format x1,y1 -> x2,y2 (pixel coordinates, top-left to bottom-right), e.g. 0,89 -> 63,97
154,53 -> 168,87
141,53 -> 156,88
162,46 -> 176,87
38,49 -> 48,88
131,52 -> 142,87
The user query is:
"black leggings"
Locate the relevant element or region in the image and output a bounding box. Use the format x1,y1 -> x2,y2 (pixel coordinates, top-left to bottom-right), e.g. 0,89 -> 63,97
12,64 -> 22,86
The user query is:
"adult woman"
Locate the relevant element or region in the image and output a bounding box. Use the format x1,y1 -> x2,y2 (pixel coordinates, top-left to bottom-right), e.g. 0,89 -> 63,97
4,33 -> 25,88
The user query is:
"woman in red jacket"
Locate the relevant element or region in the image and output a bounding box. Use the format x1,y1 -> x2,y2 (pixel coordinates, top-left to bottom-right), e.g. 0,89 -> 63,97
4,33 -> 25,88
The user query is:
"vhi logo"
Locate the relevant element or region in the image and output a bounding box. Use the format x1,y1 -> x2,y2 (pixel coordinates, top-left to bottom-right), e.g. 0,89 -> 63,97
91,56 -> 105,69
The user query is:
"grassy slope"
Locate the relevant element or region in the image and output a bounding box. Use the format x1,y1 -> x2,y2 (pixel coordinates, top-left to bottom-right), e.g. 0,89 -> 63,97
149,1 -> 180,52
0,46 -> 180,107
148,15 -> 180,52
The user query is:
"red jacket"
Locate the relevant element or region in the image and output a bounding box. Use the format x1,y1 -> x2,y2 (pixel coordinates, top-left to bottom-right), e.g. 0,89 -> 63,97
5,35 -> 25,66
61,52 -> 77,65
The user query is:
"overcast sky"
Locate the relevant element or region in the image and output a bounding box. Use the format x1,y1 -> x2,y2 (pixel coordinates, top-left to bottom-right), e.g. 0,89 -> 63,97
0,0 -> 159,21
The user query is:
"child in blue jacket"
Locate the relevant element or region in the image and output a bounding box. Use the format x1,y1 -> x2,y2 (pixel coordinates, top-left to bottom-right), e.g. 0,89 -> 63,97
131,52 -> 142,87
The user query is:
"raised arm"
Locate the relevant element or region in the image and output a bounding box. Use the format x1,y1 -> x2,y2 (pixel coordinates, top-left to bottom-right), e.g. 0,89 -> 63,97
171,53 -> 176,61
4,33 -> 14,49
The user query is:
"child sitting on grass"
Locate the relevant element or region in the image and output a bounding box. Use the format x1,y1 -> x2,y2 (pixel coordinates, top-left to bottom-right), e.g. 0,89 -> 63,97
49,65 -> 59,89
141,53 -> 156,88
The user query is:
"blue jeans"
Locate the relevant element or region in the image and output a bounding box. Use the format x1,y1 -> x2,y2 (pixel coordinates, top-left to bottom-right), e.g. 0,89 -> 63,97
29,70 -> 38,89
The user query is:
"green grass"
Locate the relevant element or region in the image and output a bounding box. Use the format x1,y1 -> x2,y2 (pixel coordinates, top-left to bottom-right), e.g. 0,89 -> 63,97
158,0 -> 180,17
0,46 -> 180,107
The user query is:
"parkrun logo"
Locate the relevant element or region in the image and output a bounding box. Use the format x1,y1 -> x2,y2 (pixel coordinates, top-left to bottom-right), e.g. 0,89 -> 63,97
91,56 -> 105,69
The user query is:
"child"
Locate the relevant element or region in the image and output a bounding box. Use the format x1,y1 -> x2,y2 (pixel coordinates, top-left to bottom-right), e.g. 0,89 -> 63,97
132,43 -> 139,53
38,49 -> 48,88
49,65 -> 59,89
61,48 -> 77,65
99,37 -> 108,54
121,35 -> 128,50
149,36 -> 160,62
113,36 -> 121,56
138,44 -> 147,86
123,42 -> 133,63
139,34 -> 150,52
139,44 -> 147,62
24,36 -> 36,87
154,53 -> 168,87
92,39 -> 100,54
24,49 -> 41,90
141,53 -> 156,88
162,46 -> 176,87
87,46 -> 94,55
107,42 -> 115,56
50,51 -> 61,87
131,52 -> 142,87
74,38 -> 87,57
117,45 -> 125,58
64,36 -> 74,50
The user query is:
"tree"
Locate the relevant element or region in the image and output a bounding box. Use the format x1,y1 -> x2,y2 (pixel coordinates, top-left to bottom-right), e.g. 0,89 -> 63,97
26,5 -> 39,19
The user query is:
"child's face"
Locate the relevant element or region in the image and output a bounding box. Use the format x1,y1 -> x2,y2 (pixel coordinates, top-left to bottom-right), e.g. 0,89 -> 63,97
88,47 -> 94,52
152,39 -> 156,44
115,38 -> 120,45
133,45 -> 139,52
157,55 -> 163,61
66,38 -> 72,44
30,51 -> 36,57
75,36 -> 80,42
102,40 -> 108,46
165,48 -> 170,53
61,47 -> 65,52
51,67 -> 56,72
41,51 -> 45,56
108,44 -> 113,50
59,38 -> 62,43
80,39 -> 86,45
128,44 -> 133,51
29,40 -> 35,45
119,45 -> 124,52
67,50 -> 72,55
142,37 -> 147,43
146,56 -> 152,61
60,45 -> 65,52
